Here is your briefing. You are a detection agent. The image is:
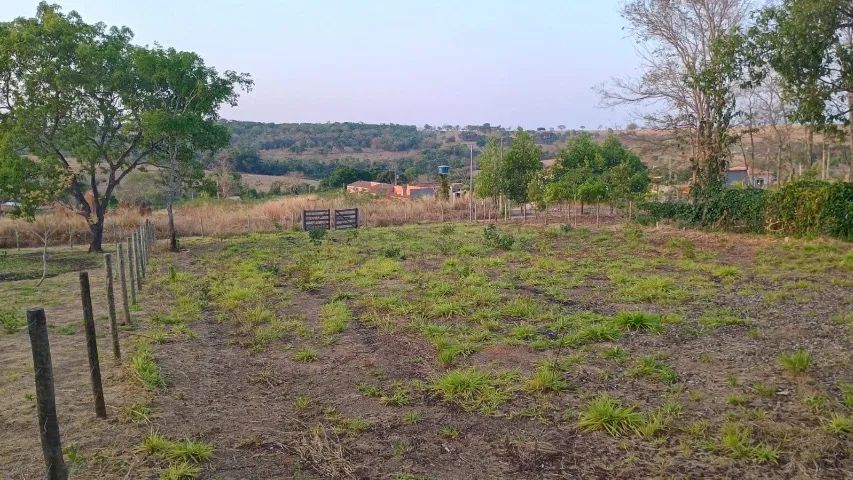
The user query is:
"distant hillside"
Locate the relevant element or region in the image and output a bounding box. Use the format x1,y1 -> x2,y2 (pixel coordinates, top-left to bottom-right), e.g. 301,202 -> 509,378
221,121 -> 850,184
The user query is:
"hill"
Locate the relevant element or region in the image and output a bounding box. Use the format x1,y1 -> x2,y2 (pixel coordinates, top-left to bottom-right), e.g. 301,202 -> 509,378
220,120 -> 851,187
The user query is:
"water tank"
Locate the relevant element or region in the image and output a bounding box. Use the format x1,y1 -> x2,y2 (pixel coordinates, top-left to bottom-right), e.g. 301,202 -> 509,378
438,165 -> 450,175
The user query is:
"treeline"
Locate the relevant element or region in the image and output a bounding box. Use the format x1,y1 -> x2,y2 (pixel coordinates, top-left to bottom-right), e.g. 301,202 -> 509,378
476,130 -> 649,221
219,143 -> 476,182
225,121 -> 422,153
224,120 -> 577,154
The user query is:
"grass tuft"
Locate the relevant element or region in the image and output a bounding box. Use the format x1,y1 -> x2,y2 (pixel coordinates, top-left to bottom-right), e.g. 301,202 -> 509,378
320,301 -> 351,335
578,393 -> 644,436
431,368 -> 513,414
130,345 -> 166,390
613,311 -> 662,332
778,349 -> 811,376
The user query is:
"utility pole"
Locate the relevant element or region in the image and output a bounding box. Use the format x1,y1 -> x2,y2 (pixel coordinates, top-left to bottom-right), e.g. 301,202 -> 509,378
469,144 -> 474,221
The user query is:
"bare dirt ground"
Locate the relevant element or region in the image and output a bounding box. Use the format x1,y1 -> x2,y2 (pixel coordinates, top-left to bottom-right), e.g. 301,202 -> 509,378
1,220 -> 851,479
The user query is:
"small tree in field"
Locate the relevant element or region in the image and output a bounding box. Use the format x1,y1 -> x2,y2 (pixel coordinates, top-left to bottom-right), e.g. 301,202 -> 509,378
138,46 -> 251,251
578,179 -> 608,226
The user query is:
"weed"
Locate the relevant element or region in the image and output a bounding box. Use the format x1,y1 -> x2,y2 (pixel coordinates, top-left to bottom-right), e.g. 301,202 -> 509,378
629,356 -> 678,384
130,346 -> 165,390
610,273 -> 687,303
356,383 -> 384,398
715,423 -> 779,464
803,393 -> 828,413
294,395 -> 311,411
438,425 -> 460,439
779,349 -> 811,376
726,394 -> 749,407
602,345 -> 626,360
160,462 -> 201,480
402,411 -> 423,425
578,394 -> 644,436
667,238 -> 696,259
525,363 -> 569,394
320,301 -> 351,335
125,401 -> 152,424
613,311 -> 662,332
821,413 -> 851,434
293,348 -> 317,362
432,368 -> 514,414
700,308 -> 748,329
840,382 -> 853,409
308,228 -> 326,244
483,224 -> 515,249
382,383 -> 411,407
751,383 -> 776,398
0,307 -> 25,334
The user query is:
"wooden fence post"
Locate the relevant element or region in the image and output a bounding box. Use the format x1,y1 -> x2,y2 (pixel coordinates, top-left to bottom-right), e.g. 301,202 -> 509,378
117,243 -> 132,325
26,308 -> 69,480
103,254 -> 121,360
140,227 -> 148,277
79,272 -> 107,418
133,232 -> 143,284
127,238 -> 137,305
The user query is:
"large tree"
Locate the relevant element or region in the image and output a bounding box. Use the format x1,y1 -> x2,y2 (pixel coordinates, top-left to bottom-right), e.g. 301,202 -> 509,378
600,0 -> 751,195
500,130 -> 542,207
0,3 -> 250,251
748,0 -> 853,181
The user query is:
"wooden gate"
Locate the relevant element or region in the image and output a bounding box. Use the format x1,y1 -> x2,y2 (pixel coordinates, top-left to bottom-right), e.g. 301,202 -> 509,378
334,208 -> 359,229
303,209 -> 331,230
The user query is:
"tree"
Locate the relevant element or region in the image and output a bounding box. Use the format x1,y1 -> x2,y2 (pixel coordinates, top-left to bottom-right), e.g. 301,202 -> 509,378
501,130 -> 542,210
138,46 -> 251,251
600,0 -> 751,195
0,3 -> 250,252
474,137 -> 502,200
578,179 -> 608,226
748,0 -> 853,181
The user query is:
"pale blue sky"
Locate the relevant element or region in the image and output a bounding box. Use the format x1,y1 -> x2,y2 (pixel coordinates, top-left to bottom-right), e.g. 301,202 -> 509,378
7,1 -> 642,128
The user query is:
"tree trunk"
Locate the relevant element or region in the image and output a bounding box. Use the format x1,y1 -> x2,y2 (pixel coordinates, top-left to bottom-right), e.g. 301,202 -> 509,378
37,235 -> 48,287
807,126 -> 814,168
849,92 -> 853,181
88,216 -> 105,253
167,199 -> 178,252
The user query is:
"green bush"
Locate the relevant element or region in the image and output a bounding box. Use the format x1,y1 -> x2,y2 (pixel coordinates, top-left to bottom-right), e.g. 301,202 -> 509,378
766,181 -> 852,240
639,181 -> 851,241
483,224 -> 515,249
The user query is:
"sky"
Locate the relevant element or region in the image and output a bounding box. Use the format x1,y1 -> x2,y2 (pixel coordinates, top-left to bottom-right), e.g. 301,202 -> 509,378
6,1 -> 644,129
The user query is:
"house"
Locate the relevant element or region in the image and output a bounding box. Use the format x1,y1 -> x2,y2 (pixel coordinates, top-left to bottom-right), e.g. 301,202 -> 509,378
397,183 -> 438,200
724,166 -> 776,188
346,181 -> 394,196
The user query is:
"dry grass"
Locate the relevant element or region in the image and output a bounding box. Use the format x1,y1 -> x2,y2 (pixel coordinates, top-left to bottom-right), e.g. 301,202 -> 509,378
0,195 -> 482,248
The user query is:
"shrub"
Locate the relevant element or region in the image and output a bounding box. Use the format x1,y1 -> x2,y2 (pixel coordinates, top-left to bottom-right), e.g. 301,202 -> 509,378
0,307 -> 25,334
483,224 -> 515,249
641,181 -> 852,240
307,228 -> 326,244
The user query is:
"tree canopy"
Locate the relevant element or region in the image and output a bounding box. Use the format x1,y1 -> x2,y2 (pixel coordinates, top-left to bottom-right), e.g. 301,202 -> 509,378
0,3 -> 250,251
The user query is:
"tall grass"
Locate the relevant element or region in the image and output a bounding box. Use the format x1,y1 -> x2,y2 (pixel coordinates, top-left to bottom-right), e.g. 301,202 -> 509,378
0,195 -> 474,248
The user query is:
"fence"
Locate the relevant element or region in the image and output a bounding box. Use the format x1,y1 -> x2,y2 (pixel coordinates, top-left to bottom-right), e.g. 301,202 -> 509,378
303,208 -> 360,230
22,220 -> 154,480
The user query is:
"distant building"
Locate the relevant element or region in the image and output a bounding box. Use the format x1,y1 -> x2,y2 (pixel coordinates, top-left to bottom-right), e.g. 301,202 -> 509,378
394,183 -> 438,200
346,181 -> 394,196
725,166 -> 775,188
